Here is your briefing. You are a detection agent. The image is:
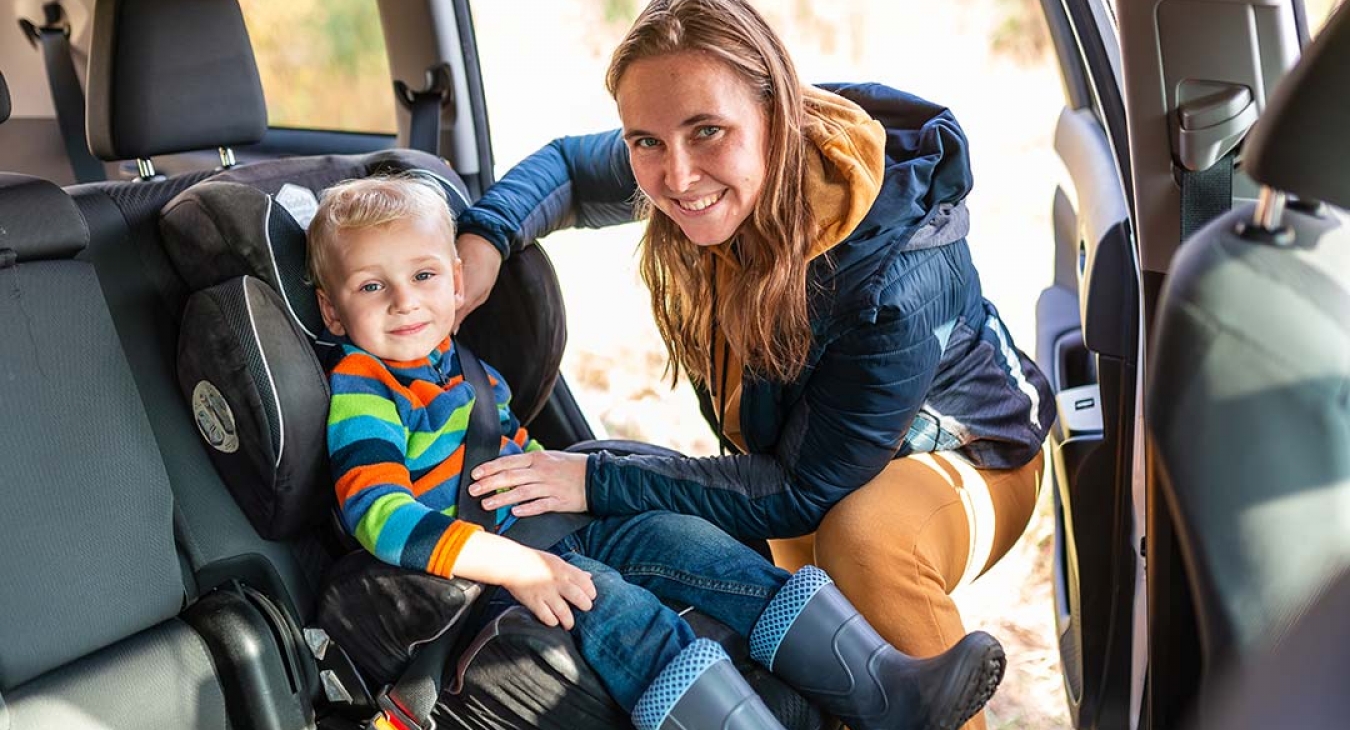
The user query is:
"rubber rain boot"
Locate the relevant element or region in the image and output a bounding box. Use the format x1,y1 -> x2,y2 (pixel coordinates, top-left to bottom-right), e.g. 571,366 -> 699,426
632,637 -> 787,730
749,565 -> 1005,730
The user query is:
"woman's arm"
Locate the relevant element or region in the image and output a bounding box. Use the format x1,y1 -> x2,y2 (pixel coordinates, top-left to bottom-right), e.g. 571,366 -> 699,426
587,308 -> 941,539
470,306 -> 943,541
456,130 -> 639,258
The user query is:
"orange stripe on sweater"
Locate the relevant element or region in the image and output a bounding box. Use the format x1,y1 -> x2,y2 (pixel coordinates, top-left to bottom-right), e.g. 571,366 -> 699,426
411,446 -> 465,497
331,353 -> 410,394
428,520 -> 482,577
335,462 -> 410,504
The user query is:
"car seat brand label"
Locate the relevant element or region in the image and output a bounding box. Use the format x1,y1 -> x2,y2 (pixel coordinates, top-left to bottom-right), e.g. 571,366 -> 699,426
276,183 -> 320,230
193,380 -> 240,454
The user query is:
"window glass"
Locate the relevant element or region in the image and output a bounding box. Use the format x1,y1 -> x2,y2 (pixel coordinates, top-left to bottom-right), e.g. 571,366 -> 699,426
1306,0 -> 1345,37
237,0 -> 397,134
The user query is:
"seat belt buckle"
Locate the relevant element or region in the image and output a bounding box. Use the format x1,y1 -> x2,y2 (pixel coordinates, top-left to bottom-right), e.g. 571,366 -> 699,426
369,687 -> 430,730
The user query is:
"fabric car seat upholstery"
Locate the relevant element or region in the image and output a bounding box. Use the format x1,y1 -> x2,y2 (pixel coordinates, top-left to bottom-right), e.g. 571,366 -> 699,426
0,171 -> 313,730
1146,0 -> 1350,676
69,0 -> 326,625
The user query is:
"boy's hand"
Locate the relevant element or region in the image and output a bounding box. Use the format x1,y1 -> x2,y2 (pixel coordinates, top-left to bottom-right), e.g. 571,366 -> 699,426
468,450 -> 589,515
498,548 -> 597,631
455,232 -> 503,330
451,531 -> 596,631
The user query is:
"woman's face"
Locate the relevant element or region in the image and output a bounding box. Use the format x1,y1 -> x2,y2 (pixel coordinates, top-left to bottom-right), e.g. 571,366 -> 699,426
616,51 -> 769,247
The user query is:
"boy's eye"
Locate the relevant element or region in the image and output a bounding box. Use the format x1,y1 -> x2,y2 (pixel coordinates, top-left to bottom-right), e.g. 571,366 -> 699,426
359,282 -> 382,293
414,270 -> 436,282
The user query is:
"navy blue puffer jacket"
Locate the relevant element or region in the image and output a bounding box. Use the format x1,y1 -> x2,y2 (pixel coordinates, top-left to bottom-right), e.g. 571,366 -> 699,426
458,84 -> 1054,540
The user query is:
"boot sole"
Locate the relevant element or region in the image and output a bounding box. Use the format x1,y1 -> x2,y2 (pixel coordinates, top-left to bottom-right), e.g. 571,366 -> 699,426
936,633 -> 1006,730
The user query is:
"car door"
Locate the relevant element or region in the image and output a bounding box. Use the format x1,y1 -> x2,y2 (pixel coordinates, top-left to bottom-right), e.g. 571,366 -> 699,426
1037,0 -> 1320,727
1035,0 -> 1138,727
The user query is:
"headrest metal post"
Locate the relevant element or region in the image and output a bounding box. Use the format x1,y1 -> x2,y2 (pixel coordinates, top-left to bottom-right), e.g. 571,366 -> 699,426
219,147 -> 237,169
136,158 -> 157,181
1254,187 -> 1286,231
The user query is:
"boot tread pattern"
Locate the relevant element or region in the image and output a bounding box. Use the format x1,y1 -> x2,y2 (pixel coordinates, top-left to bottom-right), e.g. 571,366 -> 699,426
940,641 -> 1006,730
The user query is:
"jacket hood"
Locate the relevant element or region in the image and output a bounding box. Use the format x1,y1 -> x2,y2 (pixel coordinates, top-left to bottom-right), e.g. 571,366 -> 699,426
818,83 -> 975,265
801,86 -> 887,260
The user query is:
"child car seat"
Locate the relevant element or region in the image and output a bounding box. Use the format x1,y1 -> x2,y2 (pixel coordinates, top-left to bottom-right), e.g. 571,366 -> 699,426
159,153 -> 825,730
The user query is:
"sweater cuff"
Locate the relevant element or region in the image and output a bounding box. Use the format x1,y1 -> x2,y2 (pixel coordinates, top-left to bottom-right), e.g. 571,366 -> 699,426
429,520 -> 485,578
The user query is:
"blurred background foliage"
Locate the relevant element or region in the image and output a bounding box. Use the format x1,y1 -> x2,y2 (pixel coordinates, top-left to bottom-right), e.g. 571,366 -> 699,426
238,0 -> 396,133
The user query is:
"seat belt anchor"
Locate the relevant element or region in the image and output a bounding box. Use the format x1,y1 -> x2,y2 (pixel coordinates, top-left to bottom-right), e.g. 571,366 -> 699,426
19,2 -> 72,49
370,686 -> 430,730
394,63 -> 455,112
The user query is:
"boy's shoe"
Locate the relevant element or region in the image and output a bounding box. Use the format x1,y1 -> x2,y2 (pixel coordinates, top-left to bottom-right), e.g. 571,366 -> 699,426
633,638 -> 787,730
751,565 -> 1006,730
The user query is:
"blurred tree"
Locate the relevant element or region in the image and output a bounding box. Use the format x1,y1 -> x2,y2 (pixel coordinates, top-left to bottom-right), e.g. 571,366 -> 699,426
238,0 -> 396,134
991,0 -> 1051,65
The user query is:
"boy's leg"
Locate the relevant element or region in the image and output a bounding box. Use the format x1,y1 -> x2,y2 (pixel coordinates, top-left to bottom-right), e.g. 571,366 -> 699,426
558,550 -> 784,729
557,550 -> 694,711
572,512 -> 790,637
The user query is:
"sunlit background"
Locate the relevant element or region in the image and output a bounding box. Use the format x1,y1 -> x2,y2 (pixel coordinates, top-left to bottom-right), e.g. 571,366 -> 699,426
237,1 -> 1346,726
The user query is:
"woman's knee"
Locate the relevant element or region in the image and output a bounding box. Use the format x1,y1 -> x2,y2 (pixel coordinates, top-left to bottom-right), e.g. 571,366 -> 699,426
813,457 -> 972,591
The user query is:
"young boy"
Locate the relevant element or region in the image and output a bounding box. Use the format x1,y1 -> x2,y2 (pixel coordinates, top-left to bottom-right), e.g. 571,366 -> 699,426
308,175 -> 1004,730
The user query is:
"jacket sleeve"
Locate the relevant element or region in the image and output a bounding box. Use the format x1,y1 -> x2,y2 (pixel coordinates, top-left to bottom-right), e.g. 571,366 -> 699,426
328,354 -> 482,577
456,130 -> 640,258
585,304 -> 943,540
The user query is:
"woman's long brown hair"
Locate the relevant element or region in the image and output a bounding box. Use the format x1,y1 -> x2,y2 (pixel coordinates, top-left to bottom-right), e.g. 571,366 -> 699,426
607,0 -> 816,386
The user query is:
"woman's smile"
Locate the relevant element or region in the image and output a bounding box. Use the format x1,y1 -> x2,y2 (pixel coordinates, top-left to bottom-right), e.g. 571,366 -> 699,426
673,190 -> 726,213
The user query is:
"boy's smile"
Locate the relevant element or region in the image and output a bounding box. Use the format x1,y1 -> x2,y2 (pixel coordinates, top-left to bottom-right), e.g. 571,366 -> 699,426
317,218 -> 464,362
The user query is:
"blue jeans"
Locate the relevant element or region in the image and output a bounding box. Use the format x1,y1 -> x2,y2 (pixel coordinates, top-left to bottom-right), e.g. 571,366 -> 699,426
539,511 -> 790,711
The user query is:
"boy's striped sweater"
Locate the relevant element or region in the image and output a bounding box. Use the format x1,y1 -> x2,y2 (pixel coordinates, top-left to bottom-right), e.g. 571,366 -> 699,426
327,336 -> 542,578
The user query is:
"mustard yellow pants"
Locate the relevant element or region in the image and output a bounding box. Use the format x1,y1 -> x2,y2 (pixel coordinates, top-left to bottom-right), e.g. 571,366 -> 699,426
768,450 -> 1045,730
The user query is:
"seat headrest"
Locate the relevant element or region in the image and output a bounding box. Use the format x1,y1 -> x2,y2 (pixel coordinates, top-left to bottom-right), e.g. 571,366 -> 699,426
0,71 -> 10,124
0,174 -> 89,261
86,0 -> 267,162
160,150 -> 474,342
1244,3 -> 1350,209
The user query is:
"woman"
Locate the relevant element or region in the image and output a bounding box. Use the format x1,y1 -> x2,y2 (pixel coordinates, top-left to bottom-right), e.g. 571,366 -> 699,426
457,1 -> 1054,727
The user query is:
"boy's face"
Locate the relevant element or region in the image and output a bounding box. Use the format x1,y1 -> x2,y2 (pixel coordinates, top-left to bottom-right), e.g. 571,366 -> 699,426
316,218 -> 464,362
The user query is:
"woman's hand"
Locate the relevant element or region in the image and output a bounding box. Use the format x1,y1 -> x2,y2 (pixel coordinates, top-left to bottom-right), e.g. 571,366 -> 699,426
455,232 -> 503,329
468,450 -> 590,516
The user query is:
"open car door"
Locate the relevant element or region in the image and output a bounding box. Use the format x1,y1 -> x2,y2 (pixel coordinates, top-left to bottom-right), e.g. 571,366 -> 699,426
1037,0 -> 1318,727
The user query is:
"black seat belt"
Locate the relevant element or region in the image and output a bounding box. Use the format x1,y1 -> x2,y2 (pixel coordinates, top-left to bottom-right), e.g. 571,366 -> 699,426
373,341 -> 590,730
1179,150 -> 1235,241
395,63 -> 455,158
21,2 -> 106,183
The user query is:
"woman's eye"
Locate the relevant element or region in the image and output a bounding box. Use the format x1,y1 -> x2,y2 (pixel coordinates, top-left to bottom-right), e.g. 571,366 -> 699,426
695,125 -> 722,139
634,137 -> 660,150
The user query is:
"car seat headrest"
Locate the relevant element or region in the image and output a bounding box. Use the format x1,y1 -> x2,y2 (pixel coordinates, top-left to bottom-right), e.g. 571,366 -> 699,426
160,151 -> 474,344
86,0 -> 266,162
1244,2 -> 1350,209
0,174 -> 89,261
0,70 -> 10,124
